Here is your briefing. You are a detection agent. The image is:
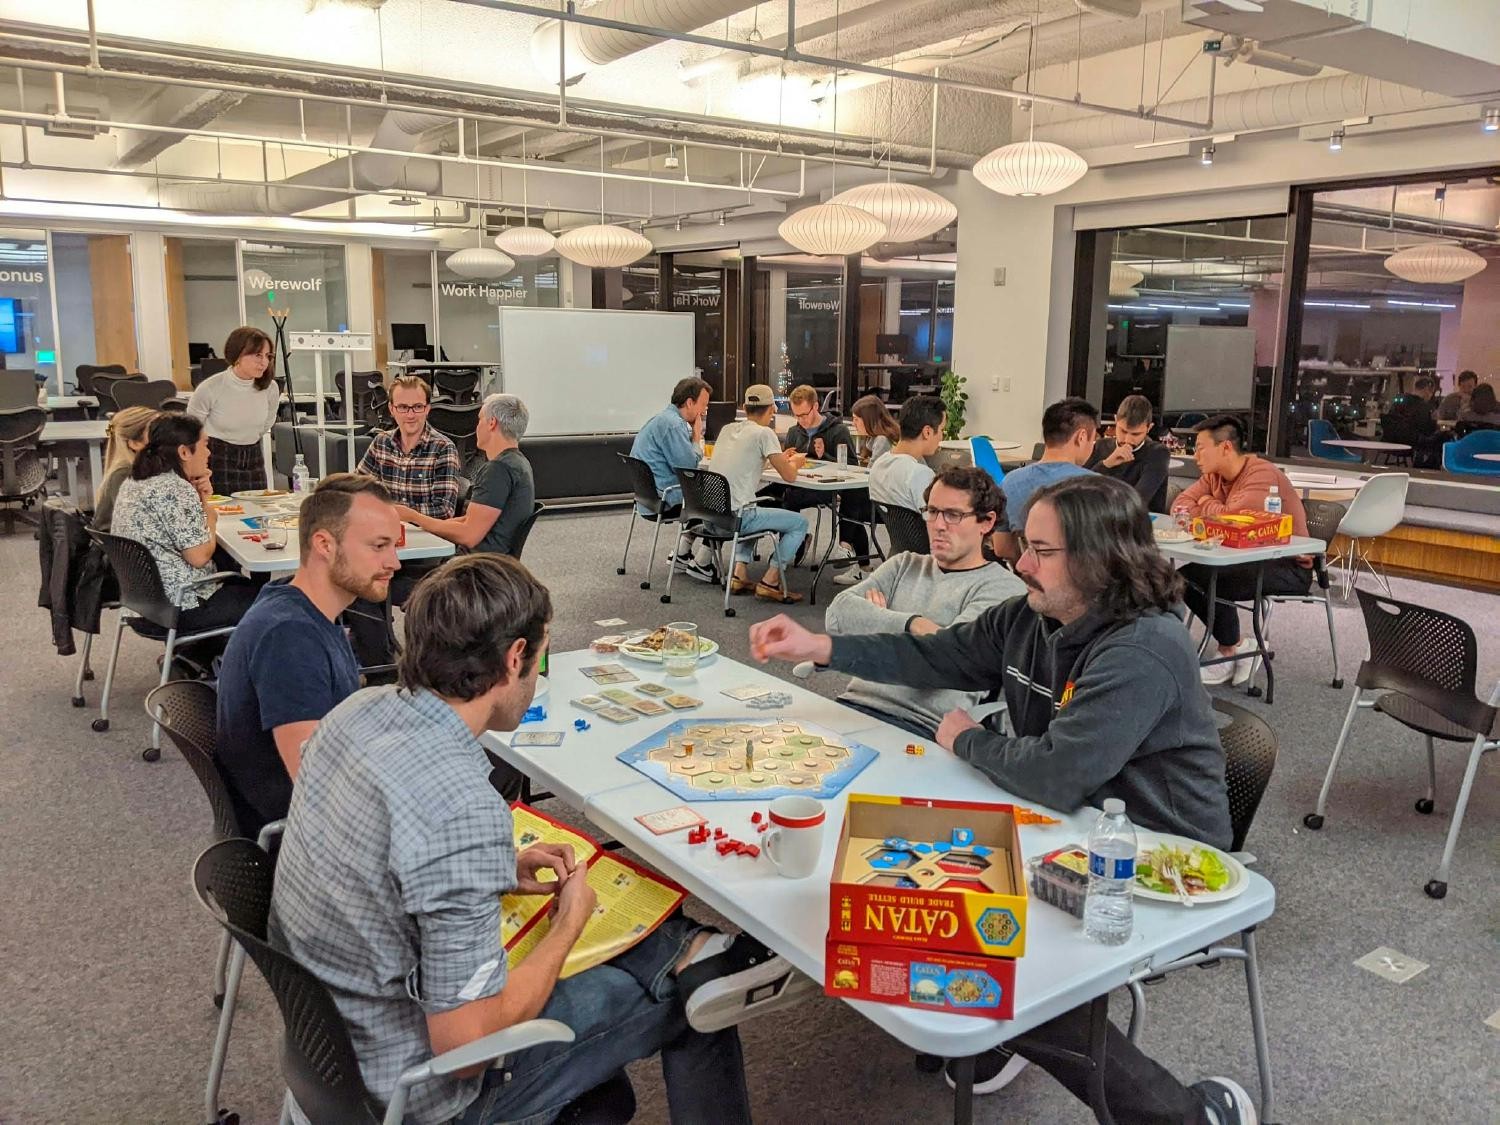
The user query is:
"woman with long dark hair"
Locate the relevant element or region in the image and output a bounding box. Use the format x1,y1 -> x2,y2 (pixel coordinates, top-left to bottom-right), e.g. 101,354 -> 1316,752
850,394 -> 900,466
187,325 -> 280,494
111,413 -> 258,633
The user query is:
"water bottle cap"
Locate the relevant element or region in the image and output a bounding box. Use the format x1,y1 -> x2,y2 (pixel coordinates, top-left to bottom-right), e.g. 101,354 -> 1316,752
1102,798 -> 1125,815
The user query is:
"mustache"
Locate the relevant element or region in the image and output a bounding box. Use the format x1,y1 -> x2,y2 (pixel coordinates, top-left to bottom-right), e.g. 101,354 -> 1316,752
1020,574 -> 1044,593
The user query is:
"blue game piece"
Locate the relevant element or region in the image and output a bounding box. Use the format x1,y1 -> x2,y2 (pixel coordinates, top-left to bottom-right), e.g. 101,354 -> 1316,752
574,718 -> 590,732
870,854 -> 903,869
973,845 -> 992,857
951,827 -> 974,847
882,836 -> 911,850
522,704 -> 547,724
933,841 -> 952,854
913,843 -> 933,854
896,877 -> 920,888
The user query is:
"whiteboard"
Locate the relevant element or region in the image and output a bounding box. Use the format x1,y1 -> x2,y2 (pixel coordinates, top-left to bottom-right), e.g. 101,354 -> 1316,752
499,308 -> 695,437
1164,325 -> 1256,412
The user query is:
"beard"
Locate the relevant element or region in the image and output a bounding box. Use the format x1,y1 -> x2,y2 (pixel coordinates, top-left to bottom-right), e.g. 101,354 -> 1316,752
331,550 -> 393,603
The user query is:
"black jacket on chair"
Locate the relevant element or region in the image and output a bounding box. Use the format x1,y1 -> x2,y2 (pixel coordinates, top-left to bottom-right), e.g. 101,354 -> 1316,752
37,504 -> 113,655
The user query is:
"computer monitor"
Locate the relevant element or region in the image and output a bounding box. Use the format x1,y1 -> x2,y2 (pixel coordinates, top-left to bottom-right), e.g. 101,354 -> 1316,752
187,341 -> 215,365
0,298 -> 22,354
875,333 -> 909,356
391,322 -> 429,351
704,401 -> 738,442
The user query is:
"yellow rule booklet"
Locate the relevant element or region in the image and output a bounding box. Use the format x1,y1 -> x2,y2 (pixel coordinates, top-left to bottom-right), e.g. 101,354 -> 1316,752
502,804 -> 687,978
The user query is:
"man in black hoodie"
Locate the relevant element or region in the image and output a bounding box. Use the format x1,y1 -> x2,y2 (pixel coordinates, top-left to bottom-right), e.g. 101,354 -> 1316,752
779,383 -> 869,574
750,475 -> 1252,1125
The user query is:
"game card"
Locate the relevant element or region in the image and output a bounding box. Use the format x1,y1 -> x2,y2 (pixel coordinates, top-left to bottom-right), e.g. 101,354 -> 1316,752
600,688 -> 637,705
590,671 -> 639,685
594,618 -> 629,627
636,682 -> 671,697
572,695 -> 610,711
662,694 -> 702,710
581,663 -> 633,681
722,685 -> 773,701
512,731 -> 565,747
596,706 -> 639,724
629,698 -> 670,716
635,806 -> 707,836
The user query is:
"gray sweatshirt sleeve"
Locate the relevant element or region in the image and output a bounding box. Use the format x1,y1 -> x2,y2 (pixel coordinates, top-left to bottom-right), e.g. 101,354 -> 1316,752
825,558 -> 912,635
827,608 -> 1010,693
951,642 -> 1176,811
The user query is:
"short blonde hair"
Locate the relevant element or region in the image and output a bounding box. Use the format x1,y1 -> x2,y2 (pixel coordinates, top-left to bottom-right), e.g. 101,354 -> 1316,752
789,384 -> 818,407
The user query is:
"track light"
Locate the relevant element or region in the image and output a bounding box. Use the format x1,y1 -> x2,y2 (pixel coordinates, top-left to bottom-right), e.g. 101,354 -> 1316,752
1484,108 -> 1500,133
718,211 -> 726,226
1200,144 -> 1216,166
1329,127 -> 1344,152
664,145 -> 681,170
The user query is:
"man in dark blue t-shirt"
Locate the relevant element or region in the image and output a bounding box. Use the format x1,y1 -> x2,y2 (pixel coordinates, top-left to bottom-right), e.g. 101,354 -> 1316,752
216,475 -> 402,836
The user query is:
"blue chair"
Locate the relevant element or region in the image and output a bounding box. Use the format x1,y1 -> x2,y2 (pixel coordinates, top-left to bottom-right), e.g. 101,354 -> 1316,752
968,436 -> 1006,484
1441,429 -> 1500,475
1308,418 -> 1362,463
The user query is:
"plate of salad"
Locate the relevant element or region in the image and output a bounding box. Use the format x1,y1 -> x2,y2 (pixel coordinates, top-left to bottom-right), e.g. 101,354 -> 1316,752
1132,831 -> 1247,905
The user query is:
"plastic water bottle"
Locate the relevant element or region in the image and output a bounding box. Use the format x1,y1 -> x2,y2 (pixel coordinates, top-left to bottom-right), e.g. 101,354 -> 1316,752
291,454 -> 310,494
1264,485 -> 1282,517
1083,799 -> 1136,946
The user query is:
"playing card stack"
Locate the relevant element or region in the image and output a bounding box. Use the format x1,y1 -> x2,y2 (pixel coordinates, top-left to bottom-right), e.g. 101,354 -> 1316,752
573,682 -> 703,722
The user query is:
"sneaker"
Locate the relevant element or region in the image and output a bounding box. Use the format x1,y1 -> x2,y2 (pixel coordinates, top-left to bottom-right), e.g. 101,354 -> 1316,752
828,543 -> 857,569
1232,640 -> 1261,687
942,1047 -> 1028,1095
672,557 -> 718,584
1199,639 -> 1253,686
680,934 -> 820,1032
831,567 -> 867,587
1192,1077 -> 1258,1125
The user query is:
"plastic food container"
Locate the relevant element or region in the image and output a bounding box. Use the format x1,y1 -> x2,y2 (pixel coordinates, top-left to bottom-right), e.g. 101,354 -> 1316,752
1027,845 -> 1090,919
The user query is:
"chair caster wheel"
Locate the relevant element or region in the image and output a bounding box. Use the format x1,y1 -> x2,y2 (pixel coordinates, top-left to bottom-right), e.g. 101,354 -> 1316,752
724,607 -> 737,618
616,567 -> 626,575
1246,686 -> 1263,698
143,746 -> 161,763
92,718 -> 109,733
214,991 -> 225,1009
71,696 -> 85,707
1330,678 -> 1344,689
1302,813 -> 1324,830
640,581 -> 651,590
215,1110 -> 240,1125
660,594 -> 671,604
83,669 -> 95,681
1414,797 -> 1434,815
1424,879 -> 1447,900
914,1053 -> 944,1074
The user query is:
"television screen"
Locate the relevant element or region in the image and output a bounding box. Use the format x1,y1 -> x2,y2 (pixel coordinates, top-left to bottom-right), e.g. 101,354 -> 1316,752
391,322 -> 428,350
0,298 -> 21,354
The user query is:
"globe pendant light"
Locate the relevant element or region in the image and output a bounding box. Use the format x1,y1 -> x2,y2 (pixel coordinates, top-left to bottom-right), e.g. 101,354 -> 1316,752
779,202 -> 887,257
1109,262 -> 1144,297
556,224 -> 653,268
1383,242 -> 1487,285
445,247 -> 515,279
973,18 -> 1087,198
829,182 -> 955,243
496,131 -> 556,258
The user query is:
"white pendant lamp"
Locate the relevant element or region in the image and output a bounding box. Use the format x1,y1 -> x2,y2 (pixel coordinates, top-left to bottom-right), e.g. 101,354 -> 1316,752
973,138 -> 1088,198
778,203 -> 887,257
555,224 -> 653,269
1109,262 -> 1144,296
496,226 -> 556,258
828,182 -> 955,244
445,247 -> 515,279
1383,242 -> 1487,285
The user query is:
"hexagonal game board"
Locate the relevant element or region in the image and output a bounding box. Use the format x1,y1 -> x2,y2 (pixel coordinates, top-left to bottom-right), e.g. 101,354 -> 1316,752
617,718 -> 879,801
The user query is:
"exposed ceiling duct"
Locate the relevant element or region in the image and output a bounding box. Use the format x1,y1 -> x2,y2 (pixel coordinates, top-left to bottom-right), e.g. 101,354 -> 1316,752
158,110 -> 448,215
530,0 -> 763,83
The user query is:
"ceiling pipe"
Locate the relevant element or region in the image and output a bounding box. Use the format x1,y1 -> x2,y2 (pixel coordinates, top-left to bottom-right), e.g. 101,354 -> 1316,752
531,0 -> 762,84
679,0 -> 912,84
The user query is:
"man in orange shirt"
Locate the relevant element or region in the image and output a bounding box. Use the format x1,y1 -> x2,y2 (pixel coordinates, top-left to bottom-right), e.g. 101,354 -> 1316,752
1172,415 -> 1311,685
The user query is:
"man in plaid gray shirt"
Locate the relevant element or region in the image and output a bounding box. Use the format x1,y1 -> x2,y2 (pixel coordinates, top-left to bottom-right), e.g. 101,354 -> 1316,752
271,555 -> 809,1124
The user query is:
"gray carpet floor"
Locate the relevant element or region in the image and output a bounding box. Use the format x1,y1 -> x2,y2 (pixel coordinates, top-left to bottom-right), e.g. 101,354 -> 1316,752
2,505 -> 1497,1124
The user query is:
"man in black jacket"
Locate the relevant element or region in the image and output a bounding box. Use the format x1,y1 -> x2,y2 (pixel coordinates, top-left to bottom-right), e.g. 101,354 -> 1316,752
779,383 -> 868,577
750,475 -> 1253,1124
1087,394 -> 1173,513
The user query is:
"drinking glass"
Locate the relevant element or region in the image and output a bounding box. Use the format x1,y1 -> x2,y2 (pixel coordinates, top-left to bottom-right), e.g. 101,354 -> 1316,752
263,517 -> 289,552
662,621 -> 700,677
836,445 -> 848,468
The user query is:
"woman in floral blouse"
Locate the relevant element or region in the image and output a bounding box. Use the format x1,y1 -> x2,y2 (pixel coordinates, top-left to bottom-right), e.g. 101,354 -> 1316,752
112,413 -> 259,634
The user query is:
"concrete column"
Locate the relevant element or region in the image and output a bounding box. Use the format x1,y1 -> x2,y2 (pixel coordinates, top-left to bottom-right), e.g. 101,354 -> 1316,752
884,276 -> 902,335
129,232 -> 173,380
343,242 -> 377,372
768,269 -> 788,372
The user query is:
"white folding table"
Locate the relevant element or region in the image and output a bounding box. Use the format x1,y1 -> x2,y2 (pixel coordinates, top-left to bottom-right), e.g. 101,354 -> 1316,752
39,419 -> 108,504
504,648 -> 1279,1125
214,495 -> 454,576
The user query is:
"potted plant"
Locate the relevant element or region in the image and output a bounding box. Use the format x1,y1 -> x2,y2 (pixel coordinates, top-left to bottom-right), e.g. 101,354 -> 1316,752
939,370 -> 969,441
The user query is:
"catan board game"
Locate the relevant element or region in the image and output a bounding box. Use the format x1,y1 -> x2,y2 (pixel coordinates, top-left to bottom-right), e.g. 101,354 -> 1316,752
616,718 -> 878,801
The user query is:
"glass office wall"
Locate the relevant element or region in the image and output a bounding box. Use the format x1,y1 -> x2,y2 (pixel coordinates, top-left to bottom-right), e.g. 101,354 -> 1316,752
783,268 -> 842,383
240,240 -> 349,395
167,237 -> 240,384
435,253 -> 561,363
0,228 -> 58,392
380,247 -> 436,363
668,261 -> 725,389
52,232 -> 138,379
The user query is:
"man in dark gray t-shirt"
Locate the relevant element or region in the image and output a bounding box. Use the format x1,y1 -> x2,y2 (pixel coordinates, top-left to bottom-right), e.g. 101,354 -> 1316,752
394,393 -> 537,558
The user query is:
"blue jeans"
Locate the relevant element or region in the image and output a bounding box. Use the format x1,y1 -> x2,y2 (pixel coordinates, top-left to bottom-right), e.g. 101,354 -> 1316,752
450,917 -> 750,1125
734,505 -> 807,572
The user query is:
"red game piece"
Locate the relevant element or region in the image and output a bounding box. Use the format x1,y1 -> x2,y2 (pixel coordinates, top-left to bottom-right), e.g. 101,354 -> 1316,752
714,827 -> 726,839
750,812 -> 762,824
744,845 -> 760,859
757,822 -> 768,833
716,840 -> 734,856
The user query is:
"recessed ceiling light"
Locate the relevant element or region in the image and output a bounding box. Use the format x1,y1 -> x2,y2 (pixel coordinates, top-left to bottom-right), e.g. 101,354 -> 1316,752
1483,108 -> 1500,132
1329,127 -> 1344,152
1200,144 -> 1216,166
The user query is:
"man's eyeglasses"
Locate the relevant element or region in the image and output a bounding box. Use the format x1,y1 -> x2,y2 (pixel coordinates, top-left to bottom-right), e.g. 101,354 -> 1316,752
392,403 -> 429,415
919,506 -> 978,526
1015,533 -> 1066,559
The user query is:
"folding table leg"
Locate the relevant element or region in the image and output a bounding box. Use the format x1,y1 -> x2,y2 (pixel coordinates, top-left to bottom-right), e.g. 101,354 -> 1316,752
1242,928 -> 1277,1124
949,1054 -> 975,1125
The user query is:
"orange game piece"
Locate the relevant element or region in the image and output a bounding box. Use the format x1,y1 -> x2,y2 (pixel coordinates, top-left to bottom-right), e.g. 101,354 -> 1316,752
1013,807 -> 1062,826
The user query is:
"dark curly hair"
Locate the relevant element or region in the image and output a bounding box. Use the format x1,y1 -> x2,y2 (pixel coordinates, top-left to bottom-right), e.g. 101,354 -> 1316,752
399,554 -> 552,702
1030,475 -> 1182,621
924,464 -> 1006,533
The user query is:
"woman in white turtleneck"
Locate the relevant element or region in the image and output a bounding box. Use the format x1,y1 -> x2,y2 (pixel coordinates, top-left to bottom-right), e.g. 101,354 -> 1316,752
186,325 -> 281,494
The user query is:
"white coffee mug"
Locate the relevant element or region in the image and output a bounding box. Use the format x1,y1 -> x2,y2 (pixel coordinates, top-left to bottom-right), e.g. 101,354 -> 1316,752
763,795 -> 826,879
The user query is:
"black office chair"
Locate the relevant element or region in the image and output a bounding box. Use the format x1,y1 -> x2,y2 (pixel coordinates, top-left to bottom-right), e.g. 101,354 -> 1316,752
1305,588 -> 1499,899
75,362 -> 126,396
1215,698 -> 1279,855
332,370 -> 388,424
453,474 -> 472,517
113,378 -> 179,412
191,839 -> 634,1125
617,453 -> 684,590
88,531 -> 242,760
92,372 -> 146,415
663,467 -> 789,617
872,501 -> 930,556
432,367 -> 481,405
191,357 -> 230,388
147,680 -> 284,1125
429,403 -> 480,464
0,406 -> 47,533
509,501 -> 545,561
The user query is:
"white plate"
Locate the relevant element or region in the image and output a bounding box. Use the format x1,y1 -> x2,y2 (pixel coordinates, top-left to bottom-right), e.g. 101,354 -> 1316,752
618,637 -> 721,664
1133,830 -> 1248,905
230,488 -> 293,501
1153,528 -> 1194,543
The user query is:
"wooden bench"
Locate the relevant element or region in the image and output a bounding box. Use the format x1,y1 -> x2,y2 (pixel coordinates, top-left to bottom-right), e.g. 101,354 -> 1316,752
1333,504 -> 1500,589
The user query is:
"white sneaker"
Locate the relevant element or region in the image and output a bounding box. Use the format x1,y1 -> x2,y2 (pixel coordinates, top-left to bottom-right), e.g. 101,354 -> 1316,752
831,567 -> 867,586
679,934 -> 820,1032
1232,639 -> 1261,687
1200,639 -> 1254,686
